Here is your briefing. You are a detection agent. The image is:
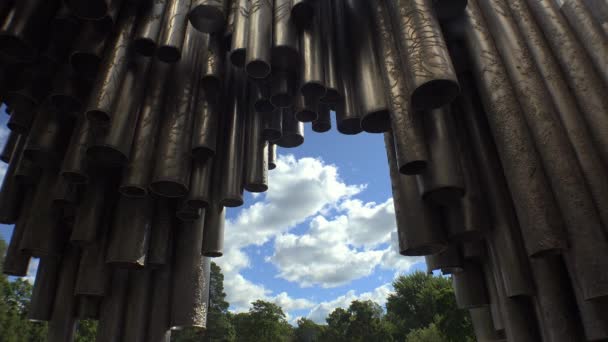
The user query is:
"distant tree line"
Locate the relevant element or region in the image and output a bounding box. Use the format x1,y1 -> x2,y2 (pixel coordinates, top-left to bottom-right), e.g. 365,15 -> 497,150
1,237 -> 474,341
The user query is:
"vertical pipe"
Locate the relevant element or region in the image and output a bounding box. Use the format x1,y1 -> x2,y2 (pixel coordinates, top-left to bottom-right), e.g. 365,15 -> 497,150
462,0 -> 567,257
263,109 -> 282,141
386,0 -> 459,110
385,132 -> 447,256
268,143 -> 277,170
453,261 -> 490,309
28,257 -> 61,321
371,1 -> 428,174
202,197 -> 225,257
65,0 -> 114,20
85,3 -> 138,124
70,172 -> 110,244
106,196 -> 153,268
148,198 -> 175,268
189,0 -> 227,33
46,246 -> 79,342
433,0 -> 468,19
480,0 -> 608,301
177,200 -> 203,222
291,0 -> 315,28
272,0 -> 300,72
275,107 -> 304,148
200,33 -> 224,97
24,107 -> 71,168
192,85 -> 220,161
270,71 -> 294,108
75,231 -> 110,297
1,130 -> 19,163
294,93 -> 318,122
134,0 -> 168,56
157,0 -> 192,63
312,102 -> 331,133
2,189 -> 32,276
469,307 -> 506,342
229,0 -> 249,67
187,159 -> 214,208
244,110 -> 269,192
122,270 -> 153,342
424,244 -> 463,274
0,135 -> 25,224
245,0 -> 272,79
146,265 -> 173,342
76,296 -> 101,320
69,22 -> 108,81
96,269 -> 129,342
319,0 -> 341,104
299,7 -> 325,99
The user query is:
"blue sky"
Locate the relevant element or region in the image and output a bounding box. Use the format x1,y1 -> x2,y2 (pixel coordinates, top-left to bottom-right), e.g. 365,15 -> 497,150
0,104 -> 424,323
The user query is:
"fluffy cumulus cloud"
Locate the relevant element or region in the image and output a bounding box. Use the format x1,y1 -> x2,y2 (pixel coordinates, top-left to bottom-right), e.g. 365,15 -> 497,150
215,154 -> 421,321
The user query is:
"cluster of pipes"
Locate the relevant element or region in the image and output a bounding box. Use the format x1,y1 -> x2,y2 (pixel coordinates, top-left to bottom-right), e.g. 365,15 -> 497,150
0,0 -> 607,341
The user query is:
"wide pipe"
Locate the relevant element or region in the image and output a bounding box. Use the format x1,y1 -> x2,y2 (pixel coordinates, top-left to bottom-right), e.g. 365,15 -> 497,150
133,0 -> 168,56
200,33 -> 224,97
371,1 -> 428,174
28,257 -> 61,321
148,199 -> 175,267
462,0 -> 568,257
46,246 -> 79,342
291,0 -> 315,28
299,8 -> 326,99
386,0 -> 459,110
245,0 -> 272,79
75,232 -> 110,297
187,158 -> 214,208
106,196 -> 153,268
189,0 -> 227,33
70,172 -> 111,244
96,269 -> 129,341
229,0 -> 249,67
157,0 -> 192,63
202,199 -> 226,257
312,102 -> 331,133
272,0 -> 300,72
319,0 -> 341,105
275,107 -> 304,148
424,243 -> 463,274
122,270 -> 153,342
192,88 -> 220,161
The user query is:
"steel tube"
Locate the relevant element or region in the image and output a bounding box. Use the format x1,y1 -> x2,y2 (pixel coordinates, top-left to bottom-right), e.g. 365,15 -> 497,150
312,102 -> 331,133
299,8 -> 325,99
200,33 -> 224,97
46,246 -> 79,342
272,0 -> 299,71
6,108 -> 35,135
85,4 -> 137,124
482,259 -> 505,333
177,201 -> 203,221
253,82 -> 275,114
460,73 -> 535,298
75,233 -> 110,297
23,108 -> 70,168
416,106 -> 464,206
170,215 -> 209,330
49,67 -> 88,116
69,22 -> 108,81
224,0 -> 236,46
202,198 -> 225,257
245,0 -> 272,79
462,0 -> 568,257
385,132 -> 447,256
507,0 -> 608,233
96,269 -> 129,342
371,1 -> 428,174
191,89 -> 220,161
480,0 -> 608,301
229,0 -> 249,67
386,0 -> 459,110
561,0 -> 608,86
346,0 -> 389,133
157,0 -> 192,63
319,0 -> 341,104
151,25 -> 201,198
262,109 -> 282,141
106,196 -> 153,268
189,0 -> 227,33
2,189 -> 32,276
525,0 -> 608,167
122,270 -> 153,342
187,158 -> 214,208
469,307 -> 506,342
65,0 -> 113,20
42,6 -> 80,66
14,148 -> 39,186
1,129 -> 18,163
583,0 -> 608,35
70,172 -> 111,244
244,109 -> 268,192
28,257 -> 61,321
268,143 -> 277,170
275,107 -> 304,148
291,0 -> 314,28
424,243 -> 462,274
0,136 -> 25,224
120,61 -> 168,197
270,71 -> 294,108
76,296 -> 101,320
453,261 -> 490,309
294,93 -> 318,122
146,266 -> 173,342
433,0 -> 468,19
134,0 -> 168,56
148,199 -> 174,267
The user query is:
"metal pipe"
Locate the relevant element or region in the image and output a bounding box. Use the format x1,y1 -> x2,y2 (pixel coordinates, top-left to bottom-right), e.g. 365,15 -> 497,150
133,0 -> 168,56
46,246 -> 79,342
151,25 -> 201,198
229,0 -> 249,67
49,67 -> 88,116
480,0 -> 608,301
106,196 -> 153,268
177,201 -> 203,221
453,261 -> 490,309
0,130 -> 18,163
85,3 -> 138,124
41,6 -> 80,66
469,307 -> 506,342
294,93 -> 318,122
299,7 -> 325,99
75,230 -> 110,296
319,0 -> 341,105
272,0 -> 300,72
146,265 -> 173,342
371,1 -> 428,174
2,188 -> 32,276
28,257 -> 61,321
170,215 -> 209,330
263,109 -> 282,142
253,82 -> 275,114
291,0 -> 315,28
65,0 -> 114,20
268,143 -> 277,170
6,108 -> 36,135
424,243 -> 462,274
346,0 -> 389,134
192,87 -> 220,161
385,131 -> 447,256
275,107 -> 304,148
245,0 -> 272,79
386,0 -> 459,110
560,0 -> 608,86
69,22 -> 108,81
312,102 -> 331,133
122,270 -> 153,342
462,0 -> 568,257
244,109 -> 268,192
157,0 -> 192,63
270,71 -> 294,108
524,0 -> 608,167
202,197 -> 225,257
187,158 -> 213,208
415,106 -> 464,206
76,296 -> 101,320
189,0 -> 227,33
224,0 -> 236,48
582,0 -> 608,35
24,106 -> 70,168
148,199 -> 175,268
0,135 -> 26,222
119,60 -> 168,197
96,269 -> 129,342
70,172 -> 111,244
432,0 -> 468,20
200,33 -> 224,97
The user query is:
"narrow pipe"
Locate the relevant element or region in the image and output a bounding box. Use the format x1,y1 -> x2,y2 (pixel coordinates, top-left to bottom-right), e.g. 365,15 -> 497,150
2,188 -> 32,276
70,172 -> 111,244
245,0 -> 272,79
424,244 -> 462,274
371,1 -> 428,174
346,0 -> 390,133
262,109 -> 282,141
69,22 -> 108,81
270,71 -> 294,108
85,3 -> 138,124
312,102 -> 331,133
229,0 -> 249,67
187,158 -> 214,208
253,82 -> 275,113
200,33 -> 224,97
202,198 -> 225,257
268,143 -> 277,170
122,270 -> 153,342
170,215 -> 209,330
462,0 -> 568,257
0,135 -> 24,222
28,257 -> 61,321
177,200 -> 203,221
244,110 -> 269,192
120,61 -> 169,197
272,0 -> 300,71
224,0 -> 237,47
148,199 -> 175,268
386,0 -> 460,110
106,196 -> 153,268
319,0 -> 341,105
96,269 -> 129,342
291,0 -> 315,28
453,261 -> 490,309
275,107 -> 304,148
416,106 -> 464,206
385,132 -> 447,256
469,307 -> 506,342
76,296 -> 101,320
189,0 -> 227,33
65,0 -> 113,20
433,0 -> 468,19
133,0 -> 168,56
24,107 -> 70,168
294,93 -> 318,123
46,246 -> 79,342
191,86 -> 220,161
299,8 -> 325,99
146,265 -> 173,342
1,130 -> 19,163
157,0 -> 192,63
49,67 -> 88,116
75,231 -> 110,296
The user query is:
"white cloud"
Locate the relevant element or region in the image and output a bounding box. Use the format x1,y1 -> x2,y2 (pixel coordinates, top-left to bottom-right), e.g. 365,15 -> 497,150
24,257 -> 39,284
307,283 -> 395,324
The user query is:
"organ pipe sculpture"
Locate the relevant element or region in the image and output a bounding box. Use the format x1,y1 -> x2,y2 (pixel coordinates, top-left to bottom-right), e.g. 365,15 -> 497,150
0,0 -> 607,341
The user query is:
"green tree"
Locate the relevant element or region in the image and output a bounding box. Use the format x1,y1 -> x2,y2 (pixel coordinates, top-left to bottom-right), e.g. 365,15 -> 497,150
232,300 -> 294,342
75,320 -> 98,342
204,262 -> 236,342
319,301 -> 393,342
386,272 -> 474,341
405,323 -> 445,342
294,318 -> 325,342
